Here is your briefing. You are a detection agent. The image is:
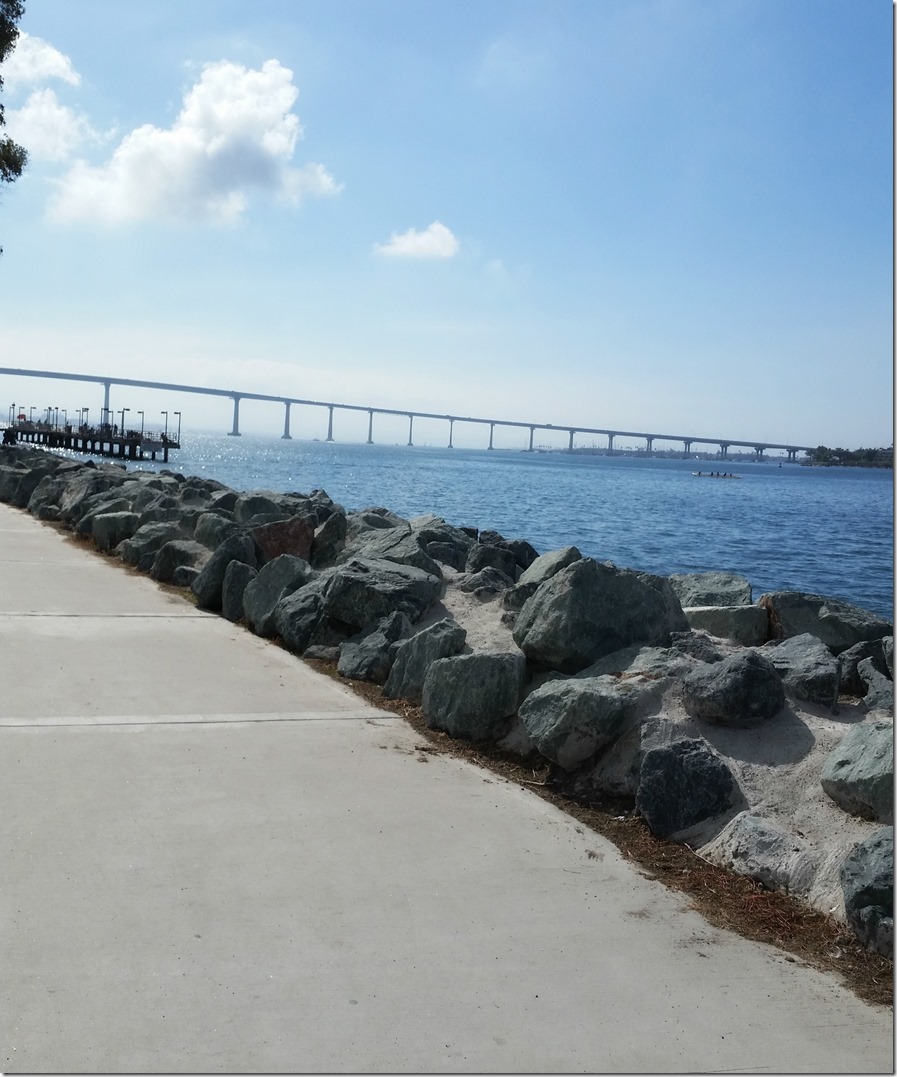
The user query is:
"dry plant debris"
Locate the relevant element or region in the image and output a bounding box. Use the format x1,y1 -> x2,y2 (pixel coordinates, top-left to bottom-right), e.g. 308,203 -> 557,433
50,524 -> 894,1010
321,663 -> 893,1010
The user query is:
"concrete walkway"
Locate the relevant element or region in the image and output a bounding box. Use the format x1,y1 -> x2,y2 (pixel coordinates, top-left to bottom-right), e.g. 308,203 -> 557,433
0,502 -> 892,1074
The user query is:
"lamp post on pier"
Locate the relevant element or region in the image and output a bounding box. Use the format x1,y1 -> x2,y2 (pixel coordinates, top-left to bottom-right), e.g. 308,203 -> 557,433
161,411 -> 168,439
138,410 -> 144,435
173,411 -> 181,442
29,407 -> 35,422
54,407 -> 59,429
120,408 -> 129,435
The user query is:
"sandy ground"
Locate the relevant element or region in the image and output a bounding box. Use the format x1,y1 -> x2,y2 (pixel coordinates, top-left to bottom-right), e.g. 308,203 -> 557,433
430,567 -> 888,924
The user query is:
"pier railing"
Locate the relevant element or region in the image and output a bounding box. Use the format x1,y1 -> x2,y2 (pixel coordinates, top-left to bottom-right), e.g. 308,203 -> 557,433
3,420 -> 180,463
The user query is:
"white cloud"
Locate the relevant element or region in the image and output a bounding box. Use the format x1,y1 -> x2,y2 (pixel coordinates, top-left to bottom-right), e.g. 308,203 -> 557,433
374,220 -> 459,259
1,32 -> 80,90
47,58 -> 341,226
6,88 -> 100,162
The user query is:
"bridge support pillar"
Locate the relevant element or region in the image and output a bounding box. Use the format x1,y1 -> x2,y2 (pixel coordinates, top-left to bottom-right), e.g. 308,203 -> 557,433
488,423 -> 495,450
720,443 -> 729,458
787,448 -> 797,461
326,405 -> 334,442
754,446 -> 764,457
646,436 -> 654,454
528,426 -> 535,452
607,433 -> 615,454
102,380 -> 111,424
228,395 -> 242,437
568,429 -> 575,452
367,409 -> 374,444
448,418 -> 454,448
407,414 -> 414,447
683,439 -> 692,457
281,402 -> 292,439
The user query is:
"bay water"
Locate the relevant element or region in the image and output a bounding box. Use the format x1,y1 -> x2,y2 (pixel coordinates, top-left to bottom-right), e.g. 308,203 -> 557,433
120,433 -> 893,621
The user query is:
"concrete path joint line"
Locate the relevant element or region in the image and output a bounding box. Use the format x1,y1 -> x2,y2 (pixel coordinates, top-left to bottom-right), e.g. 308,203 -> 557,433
0,712 -> 400,729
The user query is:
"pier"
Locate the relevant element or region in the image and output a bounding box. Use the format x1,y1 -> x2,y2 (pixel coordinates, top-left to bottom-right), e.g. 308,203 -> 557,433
4,420 -> 180,463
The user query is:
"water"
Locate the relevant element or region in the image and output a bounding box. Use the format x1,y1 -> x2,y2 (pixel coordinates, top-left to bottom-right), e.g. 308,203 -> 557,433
112,433 -> 894,621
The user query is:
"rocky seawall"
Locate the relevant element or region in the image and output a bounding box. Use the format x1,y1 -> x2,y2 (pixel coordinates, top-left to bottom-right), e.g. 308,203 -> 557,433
2,444 -> 892,959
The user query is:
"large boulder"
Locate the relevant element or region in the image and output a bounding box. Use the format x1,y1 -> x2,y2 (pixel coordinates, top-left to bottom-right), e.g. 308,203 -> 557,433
422,652 -> 525,741
502,545 -> 583,611
426,542 -> 467,571
518,676 -> 641,771
27,474 -> 76,520
305,487 -> 340,525
309,510 -> 347,569
758,591 -> 892,654
669,571 -> 753,607
820,720 -> 894,823
340,525 -> 442,578
681,605 -> 769,647
383,619 -> 468,702
837,638 -> 891,696
337,612 -> 412,684
272,580 -> 329,653
250,514 -> 315,565
636,738 -> 739,839
208,488 -> 239,514
577,643 -> 699,682
857,658 -> 894,713
58,469 -> 128,524
456,565 -> 515,598
221,561 -> 258,623
465,543 -> 518,579
149,539 -> 209,584
322,557 -> 440,630
0,462 -> 26,504
119,522 -> 186,572
502,538 -> 540,572
233,490 -> 312,524
242,554 -> 314,637
410,515 -> 474,569
92,511 -> 140,552
11,462 -> 66,508
194,511 -> 242,550
190,533 -> 259,612
345,508 -> 408,542
761,632 -> 840,705
512,558 -> 689,673
73,497 -> 133,536
680,651 -> 785,727
710,813 -> 819,896
840,827 -> 893,957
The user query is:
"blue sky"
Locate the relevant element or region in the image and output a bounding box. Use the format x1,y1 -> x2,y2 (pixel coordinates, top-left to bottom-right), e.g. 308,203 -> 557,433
0,0 -> 892,449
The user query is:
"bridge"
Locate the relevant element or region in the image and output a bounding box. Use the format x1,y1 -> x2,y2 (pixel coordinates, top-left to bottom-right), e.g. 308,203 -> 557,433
0,367 -> 815,460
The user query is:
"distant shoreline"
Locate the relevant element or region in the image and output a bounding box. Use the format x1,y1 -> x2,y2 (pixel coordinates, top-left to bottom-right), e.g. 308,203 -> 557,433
801,461 -> 894,470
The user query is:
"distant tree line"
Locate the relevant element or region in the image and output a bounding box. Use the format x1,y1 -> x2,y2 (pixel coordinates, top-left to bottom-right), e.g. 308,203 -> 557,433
804,445 -> 893,468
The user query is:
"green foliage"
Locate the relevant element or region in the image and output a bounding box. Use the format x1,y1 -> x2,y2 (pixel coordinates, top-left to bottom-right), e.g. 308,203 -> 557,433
806,445 -> 893,468
0,134 -> 25,182
0,1 -> 26,255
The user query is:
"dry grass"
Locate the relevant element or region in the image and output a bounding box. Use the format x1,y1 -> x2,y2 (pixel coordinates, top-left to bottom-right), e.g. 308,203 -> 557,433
314,661 -> 894,1010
